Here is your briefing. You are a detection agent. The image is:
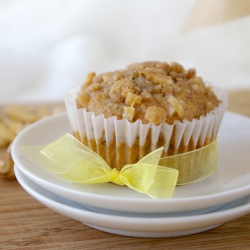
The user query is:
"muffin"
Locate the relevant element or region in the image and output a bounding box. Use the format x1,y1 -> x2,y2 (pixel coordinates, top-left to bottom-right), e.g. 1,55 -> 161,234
65,61 -> 228,183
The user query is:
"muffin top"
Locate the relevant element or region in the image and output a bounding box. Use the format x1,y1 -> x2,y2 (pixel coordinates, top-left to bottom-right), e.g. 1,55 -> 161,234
76,61 -> 220,125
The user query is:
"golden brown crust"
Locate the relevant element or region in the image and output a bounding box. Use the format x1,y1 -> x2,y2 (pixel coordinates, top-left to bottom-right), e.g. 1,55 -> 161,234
76,61 -> 220,125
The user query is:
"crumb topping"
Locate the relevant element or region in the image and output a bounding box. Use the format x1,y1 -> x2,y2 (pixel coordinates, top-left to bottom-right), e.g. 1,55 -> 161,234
76,61 -> 221,125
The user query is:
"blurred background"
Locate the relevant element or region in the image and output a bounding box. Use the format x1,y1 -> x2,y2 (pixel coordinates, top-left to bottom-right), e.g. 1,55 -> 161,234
0,0 -> 250,104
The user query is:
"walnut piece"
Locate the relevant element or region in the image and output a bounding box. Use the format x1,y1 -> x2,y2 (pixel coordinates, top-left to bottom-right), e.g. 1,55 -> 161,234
167,96 -> 185,118
83,72 -> 96,86
125,92 -> 142,107
123,107 -> 135,121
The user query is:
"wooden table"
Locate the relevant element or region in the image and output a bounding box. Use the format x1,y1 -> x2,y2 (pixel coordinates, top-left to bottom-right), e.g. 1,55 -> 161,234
1,90 -> 250,249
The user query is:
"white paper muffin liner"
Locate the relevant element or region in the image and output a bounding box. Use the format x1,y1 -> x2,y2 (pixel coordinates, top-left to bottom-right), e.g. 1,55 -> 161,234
64,85 -> 228,173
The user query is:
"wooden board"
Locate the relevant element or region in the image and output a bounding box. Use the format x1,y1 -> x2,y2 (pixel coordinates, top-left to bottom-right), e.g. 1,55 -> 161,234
1,90 -> 250,249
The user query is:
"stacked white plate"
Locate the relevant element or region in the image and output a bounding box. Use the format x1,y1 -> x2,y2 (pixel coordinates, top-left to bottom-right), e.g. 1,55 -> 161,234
12,111 -> 250,238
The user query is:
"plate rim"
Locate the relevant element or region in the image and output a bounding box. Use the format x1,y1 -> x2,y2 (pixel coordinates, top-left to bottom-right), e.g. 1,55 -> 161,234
11,111 -> 250,212
14,165 -> 250,234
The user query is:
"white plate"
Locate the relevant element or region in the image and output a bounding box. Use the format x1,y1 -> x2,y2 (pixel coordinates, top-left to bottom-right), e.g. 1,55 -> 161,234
12,112 -> 250,214
15,165 -> 250,238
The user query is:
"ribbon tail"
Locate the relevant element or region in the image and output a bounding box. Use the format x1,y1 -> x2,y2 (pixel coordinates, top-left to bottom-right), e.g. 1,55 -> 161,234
145,166 -> 179,199
120,163 -> 179,199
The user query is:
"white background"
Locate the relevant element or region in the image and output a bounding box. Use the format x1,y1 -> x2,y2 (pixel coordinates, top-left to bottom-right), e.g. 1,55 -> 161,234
0,0 -> 250,103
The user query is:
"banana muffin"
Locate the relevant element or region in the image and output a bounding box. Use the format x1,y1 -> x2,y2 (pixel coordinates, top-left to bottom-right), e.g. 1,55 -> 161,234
65,61 -> 228,171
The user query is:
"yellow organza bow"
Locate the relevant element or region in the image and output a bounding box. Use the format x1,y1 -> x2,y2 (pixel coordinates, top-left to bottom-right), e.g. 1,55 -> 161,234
21,134 -> 179,199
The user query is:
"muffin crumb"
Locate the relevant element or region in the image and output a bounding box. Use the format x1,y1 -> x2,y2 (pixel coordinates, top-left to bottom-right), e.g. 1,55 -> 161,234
145,106 -> 167,125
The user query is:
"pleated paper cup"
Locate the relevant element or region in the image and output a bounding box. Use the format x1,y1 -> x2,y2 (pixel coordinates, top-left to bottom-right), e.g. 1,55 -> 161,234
65,85 -> 228,183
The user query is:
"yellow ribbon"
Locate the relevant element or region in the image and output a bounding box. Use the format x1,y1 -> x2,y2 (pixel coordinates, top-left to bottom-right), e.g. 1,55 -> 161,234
21,134 -> 218,199
21,134 -> 179,199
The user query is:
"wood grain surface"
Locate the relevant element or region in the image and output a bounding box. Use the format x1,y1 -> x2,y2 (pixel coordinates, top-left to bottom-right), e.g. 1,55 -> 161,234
1,89 -> 250,249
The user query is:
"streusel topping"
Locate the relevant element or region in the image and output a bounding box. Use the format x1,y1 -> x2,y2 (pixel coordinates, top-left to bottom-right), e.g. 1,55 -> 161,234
76,61 -> 220,125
